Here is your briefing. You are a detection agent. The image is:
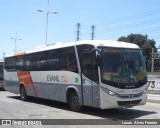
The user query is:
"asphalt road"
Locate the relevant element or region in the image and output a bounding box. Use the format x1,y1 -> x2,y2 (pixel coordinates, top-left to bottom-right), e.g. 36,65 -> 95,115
0,90 -> 160,128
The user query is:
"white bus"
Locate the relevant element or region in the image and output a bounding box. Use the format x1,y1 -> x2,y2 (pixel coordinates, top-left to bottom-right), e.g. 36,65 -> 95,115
4,40 -> 148,111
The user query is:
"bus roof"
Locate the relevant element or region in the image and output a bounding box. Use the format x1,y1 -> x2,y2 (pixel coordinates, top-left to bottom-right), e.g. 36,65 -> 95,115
6,40 -> 140,57
27,40 -> 140,53
0,62 -> 4,65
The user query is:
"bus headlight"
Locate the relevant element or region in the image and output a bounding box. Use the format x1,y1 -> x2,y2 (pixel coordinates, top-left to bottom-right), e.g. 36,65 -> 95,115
108,90 -> 117,96
101,86 -> 117,96
142,87 -> 148,94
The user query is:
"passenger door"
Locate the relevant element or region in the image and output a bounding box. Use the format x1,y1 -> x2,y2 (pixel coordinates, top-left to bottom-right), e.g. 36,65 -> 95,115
81,51 -> 98,106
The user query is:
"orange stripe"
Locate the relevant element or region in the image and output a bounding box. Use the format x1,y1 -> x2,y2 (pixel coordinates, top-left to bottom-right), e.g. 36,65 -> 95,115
0,62 -> 4,65
17,71 -> 37,97
14,52 -> 26,56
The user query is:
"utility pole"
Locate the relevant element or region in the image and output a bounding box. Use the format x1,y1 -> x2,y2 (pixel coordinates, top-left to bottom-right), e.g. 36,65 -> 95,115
151,48 -> 154,72
76,23 -> 81,41
10,32 -> 22,53
91,25 -> 95,40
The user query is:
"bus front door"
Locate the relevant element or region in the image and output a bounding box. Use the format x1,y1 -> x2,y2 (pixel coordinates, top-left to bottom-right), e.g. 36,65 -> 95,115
81,51 -> 95,106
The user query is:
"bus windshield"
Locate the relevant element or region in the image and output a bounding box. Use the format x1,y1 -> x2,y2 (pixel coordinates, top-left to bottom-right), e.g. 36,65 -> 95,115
99,47 -> 147,89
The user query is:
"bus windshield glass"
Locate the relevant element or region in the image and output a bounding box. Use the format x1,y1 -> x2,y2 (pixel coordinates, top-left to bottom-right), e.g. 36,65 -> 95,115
99,47 -> 147,89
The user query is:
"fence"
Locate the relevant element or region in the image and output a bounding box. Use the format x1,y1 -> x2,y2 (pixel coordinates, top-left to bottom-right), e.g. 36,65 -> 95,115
148,72 -> 160,94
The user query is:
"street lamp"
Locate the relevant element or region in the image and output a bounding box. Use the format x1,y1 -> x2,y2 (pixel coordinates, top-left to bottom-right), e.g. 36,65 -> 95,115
10,32 -> 22,53
37,0 -> 58,45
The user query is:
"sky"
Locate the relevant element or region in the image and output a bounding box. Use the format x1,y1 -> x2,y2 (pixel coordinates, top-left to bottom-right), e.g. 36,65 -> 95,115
0,0 -> 160,60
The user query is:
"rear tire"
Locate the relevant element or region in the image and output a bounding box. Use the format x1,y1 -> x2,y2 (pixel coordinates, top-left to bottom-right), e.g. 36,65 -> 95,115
69,91 -> 82,112
20,86 -> 27,101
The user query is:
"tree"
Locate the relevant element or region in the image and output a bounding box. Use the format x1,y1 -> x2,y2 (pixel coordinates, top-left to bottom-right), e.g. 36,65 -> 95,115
118,33 -> 157,71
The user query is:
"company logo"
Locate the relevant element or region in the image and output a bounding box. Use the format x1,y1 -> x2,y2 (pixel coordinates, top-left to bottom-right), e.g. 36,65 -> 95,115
61,76 -> 67,82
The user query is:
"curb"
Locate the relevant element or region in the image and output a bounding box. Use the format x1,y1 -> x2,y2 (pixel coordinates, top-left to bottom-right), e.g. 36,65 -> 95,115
147,99 -> 160,104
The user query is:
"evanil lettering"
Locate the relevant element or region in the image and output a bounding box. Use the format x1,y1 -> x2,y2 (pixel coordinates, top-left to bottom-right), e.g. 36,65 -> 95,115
47,75 -> 60,82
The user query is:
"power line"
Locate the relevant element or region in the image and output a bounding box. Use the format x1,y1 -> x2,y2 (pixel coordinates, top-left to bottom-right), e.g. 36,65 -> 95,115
61,9 -> 160,42
95,9 -> 160,27
80,9 -> 160,34
98,18 -> 160,32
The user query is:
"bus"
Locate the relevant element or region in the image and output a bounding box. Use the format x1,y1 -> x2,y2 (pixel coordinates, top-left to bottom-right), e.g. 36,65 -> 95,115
0,61 -> 4,89
4,40 -> 148,111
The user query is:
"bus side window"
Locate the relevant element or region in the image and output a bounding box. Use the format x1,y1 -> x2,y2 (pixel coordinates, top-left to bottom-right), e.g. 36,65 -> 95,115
0,64 -> 3,81
65,47 -> 78,73
5,57 -> 16,71
15,56 -> 24,71
25,54 -> 31,70
59,49 -> 66,70
36,52 -> 46,71
25,54 -> 36,71
47,50 -> 59,70
59,47 -> 78,73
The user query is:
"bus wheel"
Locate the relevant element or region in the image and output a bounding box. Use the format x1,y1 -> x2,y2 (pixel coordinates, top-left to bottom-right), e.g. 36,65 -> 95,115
20,86 -> 27,101
69,91 -> 82,112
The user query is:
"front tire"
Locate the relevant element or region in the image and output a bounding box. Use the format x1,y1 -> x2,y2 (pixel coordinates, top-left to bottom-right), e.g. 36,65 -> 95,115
20,86 -> 28,101
69,91 -> 82,112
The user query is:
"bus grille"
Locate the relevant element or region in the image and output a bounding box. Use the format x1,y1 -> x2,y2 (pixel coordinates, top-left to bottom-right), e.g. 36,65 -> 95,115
117,93 -> 143,99
117,100 -> 141,106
